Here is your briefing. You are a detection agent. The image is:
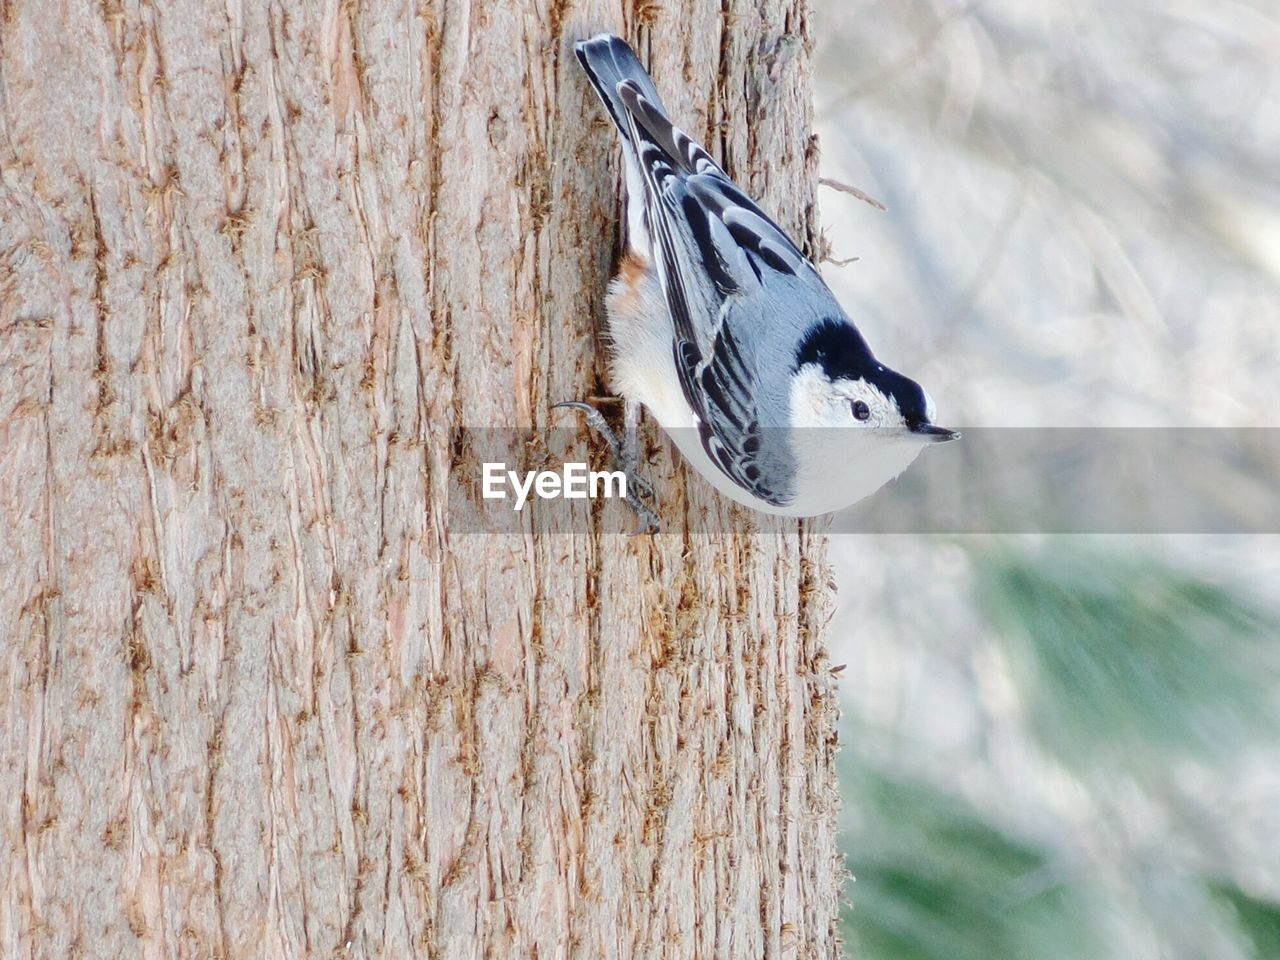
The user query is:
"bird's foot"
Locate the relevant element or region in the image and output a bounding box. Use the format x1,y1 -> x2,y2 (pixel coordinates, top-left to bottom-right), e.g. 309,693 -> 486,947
553,400 -> 660,532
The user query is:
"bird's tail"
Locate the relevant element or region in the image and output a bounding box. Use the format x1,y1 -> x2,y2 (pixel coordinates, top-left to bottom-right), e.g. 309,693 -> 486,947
574,33 -> 667,258
574,34 -> 667,143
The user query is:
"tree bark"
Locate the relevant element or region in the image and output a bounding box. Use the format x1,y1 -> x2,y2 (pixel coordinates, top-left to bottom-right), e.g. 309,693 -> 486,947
0,1 -> 841,957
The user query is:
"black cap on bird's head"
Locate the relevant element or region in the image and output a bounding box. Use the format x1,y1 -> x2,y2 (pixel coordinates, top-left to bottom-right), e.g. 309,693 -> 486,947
794,318 -> 959,441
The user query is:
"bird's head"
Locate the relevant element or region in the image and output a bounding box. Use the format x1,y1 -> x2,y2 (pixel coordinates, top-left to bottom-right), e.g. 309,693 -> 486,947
788,318 -> 958,442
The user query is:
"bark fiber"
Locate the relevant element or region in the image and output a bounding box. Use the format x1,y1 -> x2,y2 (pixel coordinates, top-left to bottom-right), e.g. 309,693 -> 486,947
0,0 -> 842,956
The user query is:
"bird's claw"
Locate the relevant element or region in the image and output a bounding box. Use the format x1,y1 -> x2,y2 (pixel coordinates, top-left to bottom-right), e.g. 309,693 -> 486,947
553,400 -> 661,532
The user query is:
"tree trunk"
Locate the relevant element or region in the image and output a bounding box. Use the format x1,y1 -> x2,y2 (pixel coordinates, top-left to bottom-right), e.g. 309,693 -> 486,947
0,1 -> 841,957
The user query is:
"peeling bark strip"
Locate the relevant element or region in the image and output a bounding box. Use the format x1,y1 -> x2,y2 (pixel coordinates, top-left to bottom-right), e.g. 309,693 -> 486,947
0,1 -> 840,957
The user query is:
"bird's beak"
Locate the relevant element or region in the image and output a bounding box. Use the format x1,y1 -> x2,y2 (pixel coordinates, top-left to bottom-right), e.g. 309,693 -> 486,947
908,422 -> 960,443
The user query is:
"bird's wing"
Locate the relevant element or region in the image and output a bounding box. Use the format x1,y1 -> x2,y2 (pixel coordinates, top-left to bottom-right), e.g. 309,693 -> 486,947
677,299 -> 789,504
616,81 -> 812,505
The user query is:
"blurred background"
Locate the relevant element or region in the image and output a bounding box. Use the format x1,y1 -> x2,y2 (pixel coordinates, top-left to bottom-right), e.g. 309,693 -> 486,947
811,0 -> 1280,957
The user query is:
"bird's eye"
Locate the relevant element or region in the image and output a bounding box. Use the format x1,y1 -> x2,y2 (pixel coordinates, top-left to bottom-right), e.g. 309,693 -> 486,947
851,400 -> 871,421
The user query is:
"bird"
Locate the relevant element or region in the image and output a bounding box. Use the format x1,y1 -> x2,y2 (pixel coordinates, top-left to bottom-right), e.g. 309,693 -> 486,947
561,33 -> 957,526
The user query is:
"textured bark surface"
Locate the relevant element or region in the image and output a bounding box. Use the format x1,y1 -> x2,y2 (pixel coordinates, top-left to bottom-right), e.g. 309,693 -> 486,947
0,1 -> 841,957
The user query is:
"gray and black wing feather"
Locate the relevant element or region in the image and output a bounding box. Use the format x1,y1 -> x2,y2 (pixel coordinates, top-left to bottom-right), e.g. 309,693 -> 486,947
612,79 -> 811,506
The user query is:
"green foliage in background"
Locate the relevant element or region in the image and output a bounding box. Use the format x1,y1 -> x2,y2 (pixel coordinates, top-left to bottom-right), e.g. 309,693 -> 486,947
1210,883 -> 1280,960
818,0 -> 1280,950
840,765 -> 1100,960
839,540 -> 1280,960
973,544 -> 1279,770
